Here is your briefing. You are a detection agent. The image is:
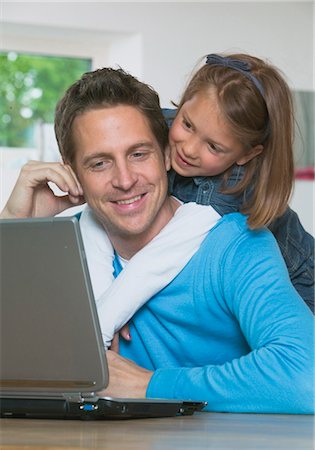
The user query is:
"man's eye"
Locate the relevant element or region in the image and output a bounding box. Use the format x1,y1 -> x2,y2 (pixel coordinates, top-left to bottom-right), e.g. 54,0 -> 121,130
94,161 -> 104,168
91,160 -> 109,170
131,151 -> 149,160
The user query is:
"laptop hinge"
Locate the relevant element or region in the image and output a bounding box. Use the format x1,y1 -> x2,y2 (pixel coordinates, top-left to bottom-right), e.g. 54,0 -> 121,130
63,392 -> 98,403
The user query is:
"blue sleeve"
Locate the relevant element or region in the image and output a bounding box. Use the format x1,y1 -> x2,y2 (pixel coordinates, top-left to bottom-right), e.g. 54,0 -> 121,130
147,221 -> 314,413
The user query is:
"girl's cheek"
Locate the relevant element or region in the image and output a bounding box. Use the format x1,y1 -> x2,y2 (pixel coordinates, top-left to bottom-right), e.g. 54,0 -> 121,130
169,120 -> 182,140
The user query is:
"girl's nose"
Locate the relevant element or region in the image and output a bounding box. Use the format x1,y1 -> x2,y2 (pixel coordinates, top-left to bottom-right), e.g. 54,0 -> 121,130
182,135 -> 199,159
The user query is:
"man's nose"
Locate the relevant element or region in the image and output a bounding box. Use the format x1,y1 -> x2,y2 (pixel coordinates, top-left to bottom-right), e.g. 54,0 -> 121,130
111,161 -> 138,191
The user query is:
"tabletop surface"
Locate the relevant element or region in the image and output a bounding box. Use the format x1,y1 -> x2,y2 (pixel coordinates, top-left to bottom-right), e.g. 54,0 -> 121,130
0,412 -> 314,450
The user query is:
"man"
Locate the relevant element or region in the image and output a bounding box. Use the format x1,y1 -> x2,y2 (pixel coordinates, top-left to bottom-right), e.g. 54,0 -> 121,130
1,68 -> 313,413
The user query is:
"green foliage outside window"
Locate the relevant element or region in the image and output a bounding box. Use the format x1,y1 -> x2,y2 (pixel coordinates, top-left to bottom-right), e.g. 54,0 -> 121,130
0,52 -> 91,148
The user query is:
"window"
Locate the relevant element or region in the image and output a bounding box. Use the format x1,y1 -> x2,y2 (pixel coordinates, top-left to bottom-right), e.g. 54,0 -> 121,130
1,51 -> 91,150
293,90 -> 315,178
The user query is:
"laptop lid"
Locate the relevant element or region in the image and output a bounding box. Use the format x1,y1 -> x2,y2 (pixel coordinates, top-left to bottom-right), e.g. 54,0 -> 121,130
0,216 -> 108,397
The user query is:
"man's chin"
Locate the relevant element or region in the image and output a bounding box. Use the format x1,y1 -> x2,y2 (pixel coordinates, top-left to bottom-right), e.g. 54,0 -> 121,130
103,217 -> 147,236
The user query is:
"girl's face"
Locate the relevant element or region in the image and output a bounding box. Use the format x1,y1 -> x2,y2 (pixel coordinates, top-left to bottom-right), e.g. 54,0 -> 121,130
169,89 -> 260,178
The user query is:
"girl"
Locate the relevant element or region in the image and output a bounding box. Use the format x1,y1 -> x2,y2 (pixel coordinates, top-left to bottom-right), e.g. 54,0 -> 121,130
167,53 -> 314,304
79,53 -> 314,347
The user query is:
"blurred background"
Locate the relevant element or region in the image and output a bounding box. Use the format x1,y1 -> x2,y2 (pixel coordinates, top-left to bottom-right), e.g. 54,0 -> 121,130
1,0 -> 314,234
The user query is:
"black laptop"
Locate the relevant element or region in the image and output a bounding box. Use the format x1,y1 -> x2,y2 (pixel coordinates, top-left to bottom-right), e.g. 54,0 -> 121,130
0,216 -> 206,420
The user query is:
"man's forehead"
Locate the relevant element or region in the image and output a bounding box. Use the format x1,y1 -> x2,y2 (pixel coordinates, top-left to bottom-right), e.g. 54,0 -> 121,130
74,105 -> 155,142
71,105 -> 162,159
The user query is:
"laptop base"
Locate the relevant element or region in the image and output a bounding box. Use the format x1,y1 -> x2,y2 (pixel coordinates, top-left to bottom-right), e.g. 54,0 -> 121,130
0,397 -> 206,420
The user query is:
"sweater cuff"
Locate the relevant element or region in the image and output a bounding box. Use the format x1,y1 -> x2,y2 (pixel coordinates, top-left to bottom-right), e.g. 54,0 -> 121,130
146,367 -> 184,399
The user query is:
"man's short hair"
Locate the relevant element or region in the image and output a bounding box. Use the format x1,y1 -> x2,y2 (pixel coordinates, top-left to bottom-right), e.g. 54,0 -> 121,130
54,67 -> 169,164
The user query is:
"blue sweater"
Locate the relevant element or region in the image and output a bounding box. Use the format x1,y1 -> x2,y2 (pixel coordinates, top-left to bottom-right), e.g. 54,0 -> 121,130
116,213 -> 314,413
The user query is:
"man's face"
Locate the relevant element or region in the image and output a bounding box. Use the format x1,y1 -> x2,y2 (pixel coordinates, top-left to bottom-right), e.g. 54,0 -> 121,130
71,106 -> 172,254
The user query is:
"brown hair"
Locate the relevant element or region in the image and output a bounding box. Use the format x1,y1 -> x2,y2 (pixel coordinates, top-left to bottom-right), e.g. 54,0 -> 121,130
54,67 -> 169,165
177,54 -> 294,229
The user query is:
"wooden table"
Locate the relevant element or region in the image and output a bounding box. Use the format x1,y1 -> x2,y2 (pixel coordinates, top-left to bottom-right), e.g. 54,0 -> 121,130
0,412 -> 314,449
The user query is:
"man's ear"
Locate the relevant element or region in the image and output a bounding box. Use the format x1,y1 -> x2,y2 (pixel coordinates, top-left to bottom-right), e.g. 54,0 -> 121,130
164,145 -> 171,171
236,144 -> 263,166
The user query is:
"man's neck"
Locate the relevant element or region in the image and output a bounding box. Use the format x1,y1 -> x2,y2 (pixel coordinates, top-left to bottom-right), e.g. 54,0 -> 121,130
110,196 -> 180,260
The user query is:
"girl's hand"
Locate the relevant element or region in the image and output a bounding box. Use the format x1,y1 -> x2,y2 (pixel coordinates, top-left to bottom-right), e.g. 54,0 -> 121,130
120,324 -> 132,342
110,324 -> 132,354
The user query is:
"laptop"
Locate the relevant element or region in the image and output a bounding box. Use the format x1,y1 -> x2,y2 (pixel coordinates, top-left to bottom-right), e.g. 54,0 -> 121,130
0,216 -> 206,420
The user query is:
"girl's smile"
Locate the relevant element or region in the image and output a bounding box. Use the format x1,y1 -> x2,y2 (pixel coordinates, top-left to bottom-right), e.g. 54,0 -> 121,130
174,149 -> 198,169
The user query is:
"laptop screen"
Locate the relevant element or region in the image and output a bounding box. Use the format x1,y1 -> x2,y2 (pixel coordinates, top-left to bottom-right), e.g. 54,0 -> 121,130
0,217 -> 108,396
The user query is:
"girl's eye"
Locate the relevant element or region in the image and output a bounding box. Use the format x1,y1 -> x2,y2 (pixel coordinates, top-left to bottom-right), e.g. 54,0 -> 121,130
182,118 -> 192,129
208,143 -> 223,154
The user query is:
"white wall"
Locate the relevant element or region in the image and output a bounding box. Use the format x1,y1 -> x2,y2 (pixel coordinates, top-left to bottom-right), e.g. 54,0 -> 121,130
2,1 -> 314,102
1,1 -> 314,234
291,181 -> 314,236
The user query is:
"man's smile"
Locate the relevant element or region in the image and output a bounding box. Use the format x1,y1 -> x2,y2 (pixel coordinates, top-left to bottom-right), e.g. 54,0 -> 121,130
109,193 -> 148,212
116,194 -> 143,205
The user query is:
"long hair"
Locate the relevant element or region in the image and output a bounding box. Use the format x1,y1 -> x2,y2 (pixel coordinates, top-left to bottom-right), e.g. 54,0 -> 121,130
177,54 -> 294,229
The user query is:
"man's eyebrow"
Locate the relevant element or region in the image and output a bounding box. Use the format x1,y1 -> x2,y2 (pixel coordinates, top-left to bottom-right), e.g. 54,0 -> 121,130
128,141 -> 156,151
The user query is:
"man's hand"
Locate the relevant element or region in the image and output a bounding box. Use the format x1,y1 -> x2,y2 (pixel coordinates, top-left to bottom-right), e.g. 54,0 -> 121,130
0,161 -> 85,219
98,350 -> 153,398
